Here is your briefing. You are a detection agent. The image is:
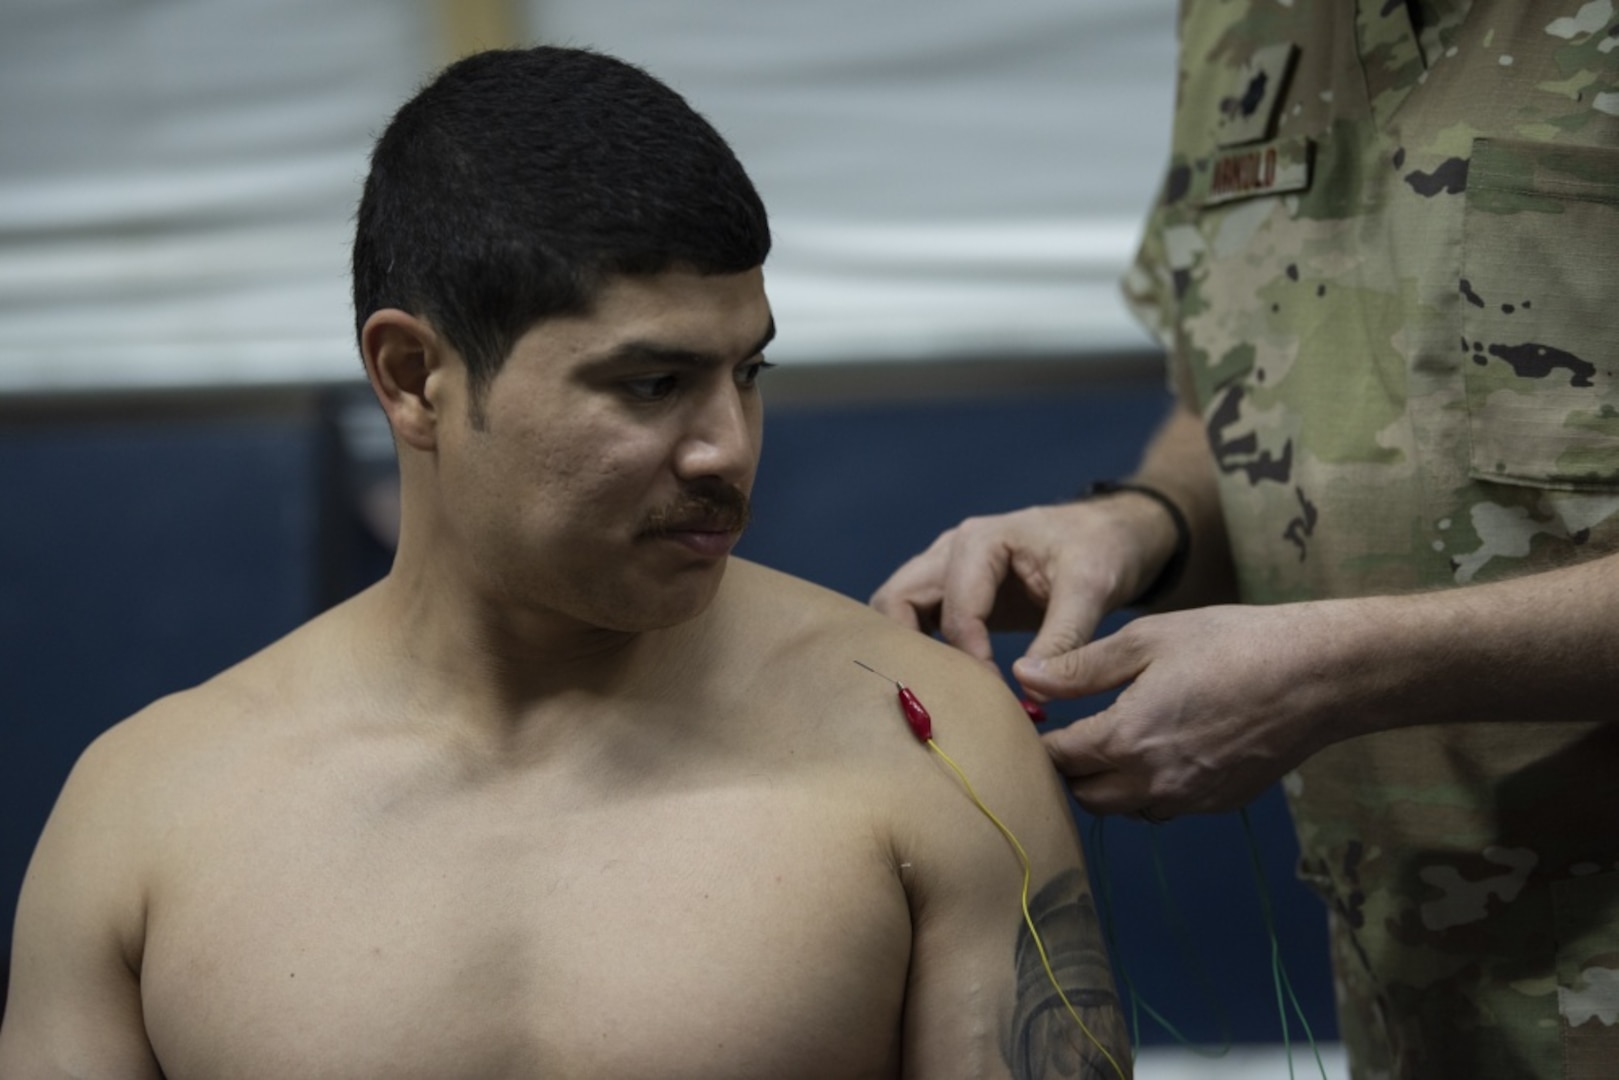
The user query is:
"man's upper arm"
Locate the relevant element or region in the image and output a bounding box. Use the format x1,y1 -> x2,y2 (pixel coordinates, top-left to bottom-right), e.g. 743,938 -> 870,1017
0,725 -> 165,1079
896,667 -> 1130,1080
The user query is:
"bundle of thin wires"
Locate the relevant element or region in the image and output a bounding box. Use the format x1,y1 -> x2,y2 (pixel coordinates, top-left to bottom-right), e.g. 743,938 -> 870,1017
1085,810 -> 1329,1080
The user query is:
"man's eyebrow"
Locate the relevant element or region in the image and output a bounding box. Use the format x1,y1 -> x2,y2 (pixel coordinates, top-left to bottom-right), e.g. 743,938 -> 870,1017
589,317 -> 776,370
749,318 -> 778,360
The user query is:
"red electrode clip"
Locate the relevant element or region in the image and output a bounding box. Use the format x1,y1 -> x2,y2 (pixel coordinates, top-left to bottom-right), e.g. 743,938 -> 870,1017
853,660 -> 933,743
897,686 -> 933,742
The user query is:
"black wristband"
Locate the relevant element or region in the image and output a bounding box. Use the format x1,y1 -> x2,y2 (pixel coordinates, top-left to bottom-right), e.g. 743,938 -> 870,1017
1079,480 -> 1191,607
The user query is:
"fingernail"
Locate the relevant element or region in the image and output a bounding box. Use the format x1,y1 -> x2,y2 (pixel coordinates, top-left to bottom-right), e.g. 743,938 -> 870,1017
1016,657 -> 1046,677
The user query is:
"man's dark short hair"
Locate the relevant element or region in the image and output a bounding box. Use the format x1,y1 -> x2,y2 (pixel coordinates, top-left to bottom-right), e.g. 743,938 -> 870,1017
352,45 -> 771,417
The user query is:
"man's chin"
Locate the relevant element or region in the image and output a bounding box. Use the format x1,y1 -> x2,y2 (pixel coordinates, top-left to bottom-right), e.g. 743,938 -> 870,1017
590,558 -> 731,633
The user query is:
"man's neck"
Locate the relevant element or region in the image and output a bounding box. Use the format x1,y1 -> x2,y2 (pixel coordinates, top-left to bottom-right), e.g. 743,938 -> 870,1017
354,562 -> 710,743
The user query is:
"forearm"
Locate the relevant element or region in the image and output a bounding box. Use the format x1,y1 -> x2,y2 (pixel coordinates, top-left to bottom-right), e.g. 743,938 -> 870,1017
1042,552 -> 1619,814
1314,551 -> 1619,739
1116,400 -> 1236,611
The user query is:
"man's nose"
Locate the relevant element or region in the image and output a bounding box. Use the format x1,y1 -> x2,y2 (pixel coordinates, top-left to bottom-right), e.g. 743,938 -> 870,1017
675,384 -> 758,484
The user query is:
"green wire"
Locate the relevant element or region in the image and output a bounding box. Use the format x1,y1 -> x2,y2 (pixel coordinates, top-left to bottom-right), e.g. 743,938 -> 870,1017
1086,816 -> 1141,1049
1145,825 -> 1233,1056
1085,815 -> 1227,1056
1239,807 -> 1329,1080
1084,807 -> 1331,1074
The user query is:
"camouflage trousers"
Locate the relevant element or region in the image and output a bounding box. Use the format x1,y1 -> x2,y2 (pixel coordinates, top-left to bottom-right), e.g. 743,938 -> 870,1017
1309,842 -> 1619,1078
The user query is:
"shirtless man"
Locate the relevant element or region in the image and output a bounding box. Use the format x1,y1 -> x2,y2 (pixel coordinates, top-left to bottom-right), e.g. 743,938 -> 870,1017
0,46 -> 1128,1079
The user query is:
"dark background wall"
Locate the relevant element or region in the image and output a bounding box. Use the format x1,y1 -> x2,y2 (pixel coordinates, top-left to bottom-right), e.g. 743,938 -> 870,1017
0,369 -> 1336,1049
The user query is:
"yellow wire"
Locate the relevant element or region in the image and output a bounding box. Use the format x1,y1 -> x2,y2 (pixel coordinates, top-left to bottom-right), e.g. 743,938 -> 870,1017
927,738 -> 1128,1080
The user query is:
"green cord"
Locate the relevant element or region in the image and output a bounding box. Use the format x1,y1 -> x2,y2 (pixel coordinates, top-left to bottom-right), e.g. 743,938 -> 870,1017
1145,825 -> 1233,1057
1082,808 -> 1330,1075
1239,807 -> 1329,1080
1085,816 -> 1226,1055
1086,816 -> 1141,1048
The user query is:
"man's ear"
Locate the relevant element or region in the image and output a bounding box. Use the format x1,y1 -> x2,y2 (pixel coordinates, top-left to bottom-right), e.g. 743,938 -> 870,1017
362,309 -> 448,451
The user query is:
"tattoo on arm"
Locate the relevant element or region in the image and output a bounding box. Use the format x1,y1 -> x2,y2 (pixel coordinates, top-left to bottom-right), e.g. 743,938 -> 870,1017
1003,869 -> 1130,1079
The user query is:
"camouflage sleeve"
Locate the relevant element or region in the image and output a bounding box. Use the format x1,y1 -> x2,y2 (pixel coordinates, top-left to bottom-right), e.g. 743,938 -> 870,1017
1120,0 -> 1197,404
1120,179 -> 1178,357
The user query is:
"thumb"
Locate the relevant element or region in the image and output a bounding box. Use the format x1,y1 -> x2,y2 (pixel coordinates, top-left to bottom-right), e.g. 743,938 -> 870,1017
1013,631 -> 1140,702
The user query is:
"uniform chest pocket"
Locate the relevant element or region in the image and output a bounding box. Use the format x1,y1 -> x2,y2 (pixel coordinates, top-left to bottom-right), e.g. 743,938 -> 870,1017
1460,138 -> 1619,492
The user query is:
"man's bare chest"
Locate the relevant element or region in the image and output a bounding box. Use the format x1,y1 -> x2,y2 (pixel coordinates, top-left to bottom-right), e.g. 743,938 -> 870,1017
138,770 -> 911,1079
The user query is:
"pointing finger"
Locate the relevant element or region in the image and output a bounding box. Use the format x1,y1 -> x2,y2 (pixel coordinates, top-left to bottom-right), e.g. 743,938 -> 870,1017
936,530 -> 1014,665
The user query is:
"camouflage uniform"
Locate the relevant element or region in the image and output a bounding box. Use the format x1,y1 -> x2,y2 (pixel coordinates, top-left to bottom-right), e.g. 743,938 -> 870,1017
1124,2 -> 1619,1076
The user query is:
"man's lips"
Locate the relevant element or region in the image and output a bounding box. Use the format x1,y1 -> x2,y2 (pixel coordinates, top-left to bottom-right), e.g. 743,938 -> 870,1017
651,525 -> 742,558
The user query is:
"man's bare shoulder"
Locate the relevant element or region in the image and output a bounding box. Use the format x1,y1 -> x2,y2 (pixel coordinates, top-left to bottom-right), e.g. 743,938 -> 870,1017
722,558 -> 1079,864
720,559 -> 1041,759
66,597 -> 363,820
719,565 -> 1123,1074
6,607 -> 340,1019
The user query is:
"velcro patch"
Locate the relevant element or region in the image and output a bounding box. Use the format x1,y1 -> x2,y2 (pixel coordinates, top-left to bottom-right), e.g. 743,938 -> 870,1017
1216,42 -> 1299,147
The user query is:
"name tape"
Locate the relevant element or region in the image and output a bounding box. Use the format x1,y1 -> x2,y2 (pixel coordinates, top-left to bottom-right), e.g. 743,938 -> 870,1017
1201,136 -> 1313,207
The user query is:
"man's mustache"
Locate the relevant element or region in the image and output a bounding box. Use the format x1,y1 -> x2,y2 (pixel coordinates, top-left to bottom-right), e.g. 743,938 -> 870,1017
640,483 -> 751,535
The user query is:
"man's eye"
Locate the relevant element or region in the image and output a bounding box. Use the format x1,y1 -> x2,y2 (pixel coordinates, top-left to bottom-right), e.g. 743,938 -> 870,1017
736,359 -> 776,388
623,374 -> 679,401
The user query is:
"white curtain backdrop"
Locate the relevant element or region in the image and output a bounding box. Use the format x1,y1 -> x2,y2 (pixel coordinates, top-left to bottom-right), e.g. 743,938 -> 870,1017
0,0 -> 1175,393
